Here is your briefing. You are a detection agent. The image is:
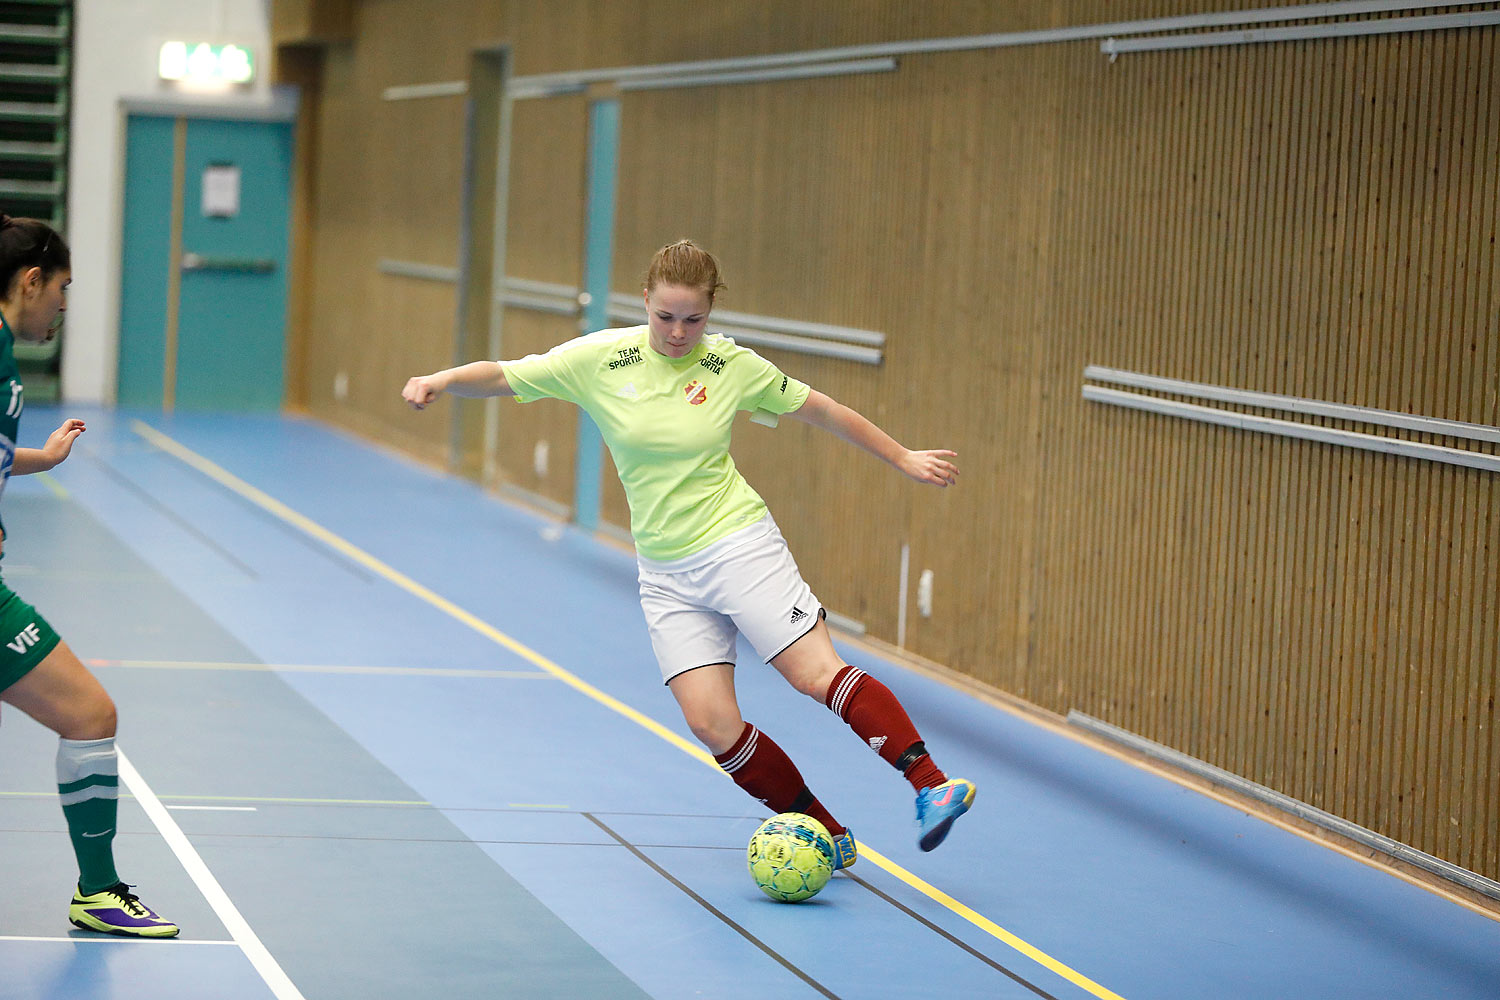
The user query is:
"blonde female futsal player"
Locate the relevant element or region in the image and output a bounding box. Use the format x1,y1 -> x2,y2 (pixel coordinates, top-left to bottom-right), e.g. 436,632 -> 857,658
0,216 -> 177,937
403,240 -> 975,863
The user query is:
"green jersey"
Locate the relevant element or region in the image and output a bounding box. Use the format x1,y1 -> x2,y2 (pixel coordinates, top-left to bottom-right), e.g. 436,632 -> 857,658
504,326 -> 810,561
0,315 -> 21,519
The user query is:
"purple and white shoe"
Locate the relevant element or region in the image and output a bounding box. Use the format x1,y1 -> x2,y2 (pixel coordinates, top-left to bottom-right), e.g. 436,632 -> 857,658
69,883 -> 179,938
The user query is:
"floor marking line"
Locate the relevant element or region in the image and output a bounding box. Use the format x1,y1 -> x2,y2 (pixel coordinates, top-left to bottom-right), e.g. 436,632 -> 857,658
35,471 -> 68,500
506,803 -> 570,809
117,748 -> 306,1000
843,870 -> 1060,999
86,453 -> 258,578
154,794 -> 429,807
131,419 -> 1129,1000
0,935 -> 239,945
87,658 -> 553,679
584,813 -> 841,1000
0,791 -> 429,807
855,841 -> 1123,998
167,805 -> 259,812
94,444 -> 376,584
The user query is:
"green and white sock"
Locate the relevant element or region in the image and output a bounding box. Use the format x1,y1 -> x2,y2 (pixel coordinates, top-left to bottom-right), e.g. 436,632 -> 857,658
57,737 -> 120,895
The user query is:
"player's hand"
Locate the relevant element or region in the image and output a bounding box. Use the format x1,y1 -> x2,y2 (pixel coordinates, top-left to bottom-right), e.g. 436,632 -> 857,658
402,374 -> 446,410
40,418 -> 85,468
898,449 -> 958,487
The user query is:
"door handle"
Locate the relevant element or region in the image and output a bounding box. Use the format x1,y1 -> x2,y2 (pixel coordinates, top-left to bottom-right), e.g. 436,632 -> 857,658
181,252 -> 276,274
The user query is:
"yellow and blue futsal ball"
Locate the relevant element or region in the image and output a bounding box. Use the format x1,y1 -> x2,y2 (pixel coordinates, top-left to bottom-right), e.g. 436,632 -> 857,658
747,812 -> 835,902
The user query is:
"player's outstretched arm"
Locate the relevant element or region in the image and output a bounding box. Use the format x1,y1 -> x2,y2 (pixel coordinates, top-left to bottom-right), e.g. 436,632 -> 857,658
786,390 -> 957,487
402,361 -> 515,409
12,418 -> 85,475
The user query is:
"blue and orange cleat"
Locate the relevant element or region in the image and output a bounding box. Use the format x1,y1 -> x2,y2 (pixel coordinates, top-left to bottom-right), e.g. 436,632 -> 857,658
830,830 -> 857,870
69,883 -> 179,938
915,778 -> 976,852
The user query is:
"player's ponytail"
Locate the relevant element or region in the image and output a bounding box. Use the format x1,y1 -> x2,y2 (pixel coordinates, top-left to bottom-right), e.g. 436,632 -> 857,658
0,214 -> 69,297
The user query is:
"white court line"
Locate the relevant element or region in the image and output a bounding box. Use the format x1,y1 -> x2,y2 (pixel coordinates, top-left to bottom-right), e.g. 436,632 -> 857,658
117,748 -> 305,1000
88,658 -> 553,679
0,935 -> 237,945
167,805 -> 259,812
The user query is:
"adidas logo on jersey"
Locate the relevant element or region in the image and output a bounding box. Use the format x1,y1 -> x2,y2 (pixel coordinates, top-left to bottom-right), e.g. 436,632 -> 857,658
789,606 -> 808,624
616,382 -> 637,397
868,736 -> 887,752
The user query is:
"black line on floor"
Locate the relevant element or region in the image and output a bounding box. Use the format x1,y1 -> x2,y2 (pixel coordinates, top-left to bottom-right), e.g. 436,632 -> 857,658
841,870 -> 1061,999
583,812 -> 842,1000
87,454 -> 259,578
107,444 -> 378,583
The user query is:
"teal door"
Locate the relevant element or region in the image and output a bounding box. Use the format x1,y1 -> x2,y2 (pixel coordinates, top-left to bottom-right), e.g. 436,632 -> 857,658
118,114 -> 292,410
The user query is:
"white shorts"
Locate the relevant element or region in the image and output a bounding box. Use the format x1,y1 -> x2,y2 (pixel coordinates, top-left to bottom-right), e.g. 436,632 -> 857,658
637,515 -> 823,684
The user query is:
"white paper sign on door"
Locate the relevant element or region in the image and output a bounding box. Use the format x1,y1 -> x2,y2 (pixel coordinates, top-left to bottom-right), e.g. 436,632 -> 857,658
202,163 -> 240,218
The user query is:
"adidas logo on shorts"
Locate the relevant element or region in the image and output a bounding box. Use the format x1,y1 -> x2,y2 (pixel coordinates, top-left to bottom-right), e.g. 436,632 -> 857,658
789,606 -> 808,624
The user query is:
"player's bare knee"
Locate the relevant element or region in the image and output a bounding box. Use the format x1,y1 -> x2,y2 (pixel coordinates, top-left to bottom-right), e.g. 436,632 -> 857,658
793,664 -> 840,702
802,674 -> 834,701
686,715 -> 741,755
687,719 -> 727,751
94,695 -> 119,738
66,691 -> 117,740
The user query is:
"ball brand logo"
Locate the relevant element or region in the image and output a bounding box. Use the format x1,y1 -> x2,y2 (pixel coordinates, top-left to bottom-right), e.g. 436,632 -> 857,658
683,380 -> 708,405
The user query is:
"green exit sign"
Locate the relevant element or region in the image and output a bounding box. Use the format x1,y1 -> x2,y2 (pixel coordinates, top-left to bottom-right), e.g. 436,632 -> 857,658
158,42 -> 255,85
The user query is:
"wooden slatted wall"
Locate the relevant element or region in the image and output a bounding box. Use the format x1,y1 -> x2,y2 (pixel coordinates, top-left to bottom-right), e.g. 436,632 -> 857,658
1044,19 -> 1499,881
275,1 -> 1499,882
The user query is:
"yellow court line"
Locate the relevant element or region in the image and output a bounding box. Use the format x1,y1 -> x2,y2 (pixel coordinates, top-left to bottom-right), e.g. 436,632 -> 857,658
130,419 -> 1127,1000
35,471 -> 68,500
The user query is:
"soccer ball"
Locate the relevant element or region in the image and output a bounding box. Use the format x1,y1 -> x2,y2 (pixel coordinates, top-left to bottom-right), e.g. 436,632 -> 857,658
747,812 -> 835,902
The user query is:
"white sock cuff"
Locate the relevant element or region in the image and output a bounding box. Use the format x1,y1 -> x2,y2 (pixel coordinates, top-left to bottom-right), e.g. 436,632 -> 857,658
57,736 -> 118,785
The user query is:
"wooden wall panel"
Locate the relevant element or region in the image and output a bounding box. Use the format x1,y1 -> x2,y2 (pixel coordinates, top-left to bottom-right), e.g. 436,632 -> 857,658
273,44 -> 324,412
492,94 -> 588,511
1038,22 -> 1498,879
278,0 -> 1500,882
296,0 -> 504,460
272,0 -> 354,45
497,96 -> 587,286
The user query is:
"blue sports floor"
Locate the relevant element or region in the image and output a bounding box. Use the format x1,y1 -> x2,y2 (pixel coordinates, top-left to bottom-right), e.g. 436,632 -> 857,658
1,406 -> 1497,1000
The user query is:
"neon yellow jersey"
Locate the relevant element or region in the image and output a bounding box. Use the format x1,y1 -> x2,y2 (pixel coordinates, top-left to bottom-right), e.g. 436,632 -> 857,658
503,326 -> 810,561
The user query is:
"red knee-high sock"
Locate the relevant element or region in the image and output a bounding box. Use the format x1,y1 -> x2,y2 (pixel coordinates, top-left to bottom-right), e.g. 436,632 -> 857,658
826,666 -> 947,792
714,723 -> 845,836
